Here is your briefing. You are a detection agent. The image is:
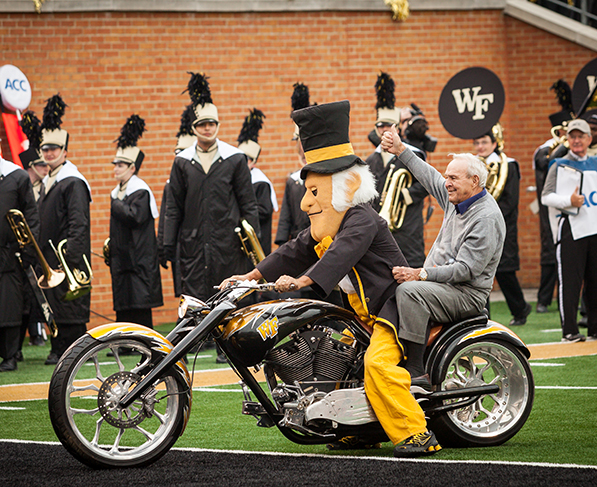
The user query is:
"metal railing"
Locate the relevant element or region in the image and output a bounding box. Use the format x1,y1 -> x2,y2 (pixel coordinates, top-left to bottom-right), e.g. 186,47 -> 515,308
530,0 -> 597,26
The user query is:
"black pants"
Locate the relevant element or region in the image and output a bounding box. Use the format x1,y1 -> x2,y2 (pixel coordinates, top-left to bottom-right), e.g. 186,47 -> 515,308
537,263 -> 558,307
0,326 -> 20,360
116,309 -> 153,329
495,270 -> 527,318
556,218 -> 597,337
50,323 -> 87,358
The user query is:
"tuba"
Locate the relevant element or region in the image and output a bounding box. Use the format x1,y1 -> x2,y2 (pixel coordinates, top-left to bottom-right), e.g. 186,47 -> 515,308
6,209 -> 65,289
49,239 -> 93,301
480,123 -> 509,201
379,165 -> 413,231
235,219 -> 266,267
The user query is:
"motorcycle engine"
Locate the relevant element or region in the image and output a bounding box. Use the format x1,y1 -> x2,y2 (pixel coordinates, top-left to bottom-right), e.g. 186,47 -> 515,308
264,325 -> 357,394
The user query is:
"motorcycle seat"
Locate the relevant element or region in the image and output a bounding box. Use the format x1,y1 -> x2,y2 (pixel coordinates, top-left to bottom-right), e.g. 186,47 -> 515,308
427,313 -> 489,346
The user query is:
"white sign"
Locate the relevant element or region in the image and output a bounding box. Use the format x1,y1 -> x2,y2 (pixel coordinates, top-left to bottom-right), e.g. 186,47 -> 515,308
0,64 -> 32,111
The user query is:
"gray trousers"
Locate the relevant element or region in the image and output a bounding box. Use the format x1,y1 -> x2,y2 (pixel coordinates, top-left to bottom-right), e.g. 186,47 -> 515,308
395,281 -> 489,344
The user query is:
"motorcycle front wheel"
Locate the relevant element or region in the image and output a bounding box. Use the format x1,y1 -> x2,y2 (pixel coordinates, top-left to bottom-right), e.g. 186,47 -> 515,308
48,334 -> 190,468
430,339 -> 534,448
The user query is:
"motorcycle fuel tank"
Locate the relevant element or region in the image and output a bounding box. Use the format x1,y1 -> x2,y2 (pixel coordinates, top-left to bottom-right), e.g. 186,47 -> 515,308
220,299 -> 355,367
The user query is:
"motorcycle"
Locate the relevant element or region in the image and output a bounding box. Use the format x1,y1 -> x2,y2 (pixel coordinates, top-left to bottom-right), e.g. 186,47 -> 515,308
48,281 -> 534,468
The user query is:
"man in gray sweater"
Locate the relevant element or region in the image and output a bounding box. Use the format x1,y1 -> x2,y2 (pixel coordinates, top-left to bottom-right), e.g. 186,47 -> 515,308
381,125 -> 506,388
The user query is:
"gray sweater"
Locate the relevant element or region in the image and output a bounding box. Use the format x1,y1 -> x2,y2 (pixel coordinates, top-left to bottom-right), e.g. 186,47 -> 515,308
397,148 -> 506,293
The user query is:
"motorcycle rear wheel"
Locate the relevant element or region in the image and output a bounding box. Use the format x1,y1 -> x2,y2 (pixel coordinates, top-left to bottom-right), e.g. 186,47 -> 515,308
430,339 -> 534,447
48,334 -> 190,468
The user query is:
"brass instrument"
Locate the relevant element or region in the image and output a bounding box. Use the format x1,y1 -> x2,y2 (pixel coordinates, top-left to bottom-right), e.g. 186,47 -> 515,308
379,167 -> 412,231
547,121 -> 570,158
481,123 -> 509,201
6,209 -> 65,289
49,239 -> 93,301
235,219 -> 266,267
102,237 -> 111,266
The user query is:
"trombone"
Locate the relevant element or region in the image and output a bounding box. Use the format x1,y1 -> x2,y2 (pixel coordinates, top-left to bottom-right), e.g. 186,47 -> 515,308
6,209 -> 65,289
235,219 -> 266,267
49,239 -> 93,301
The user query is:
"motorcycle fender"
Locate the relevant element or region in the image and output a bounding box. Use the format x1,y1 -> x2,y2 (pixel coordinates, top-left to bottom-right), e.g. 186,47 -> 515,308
428,320 -> 530,385
88,323 -> 193,430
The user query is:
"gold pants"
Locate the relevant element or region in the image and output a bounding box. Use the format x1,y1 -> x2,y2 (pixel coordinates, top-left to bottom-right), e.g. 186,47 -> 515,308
364,322 -> 427,444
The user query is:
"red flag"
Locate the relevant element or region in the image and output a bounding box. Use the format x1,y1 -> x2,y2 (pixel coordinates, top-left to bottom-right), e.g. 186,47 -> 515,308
1,112 -> 28,168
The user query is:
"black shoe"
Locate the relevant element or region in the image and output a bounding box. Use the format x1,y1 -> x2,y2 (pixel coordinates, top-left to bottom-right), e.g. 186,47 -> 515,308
578,315 -> 588,328
0,357 -> 18,372
393,430 -> 441,457
410,374 -> 432,394
326,436 -> 382,450
509,302 -> 532,326
45,353 -> 59,365
562,333 -> 586,343
536,303 -> 549,314
216,353 -> 228,364
29,335 -> 46,346
14,350 -> 24,362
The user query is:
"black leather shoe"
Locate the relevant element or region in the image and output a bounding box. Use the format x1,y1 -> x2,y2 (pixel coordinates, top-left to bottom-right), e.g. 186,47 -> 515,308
536,303 -> 549,314
14,350 -> 24,362
509,302 -> 532,326
0,357 -> 18,372
29,335 -> 46,346
216,354 -> 228,364
410,374 -> 432,393
45,353 -> 59,365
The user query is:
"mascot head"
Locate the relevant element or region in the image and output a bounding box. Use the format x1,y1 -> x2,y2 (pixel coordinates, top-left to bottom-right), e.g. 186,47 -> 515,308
292,100 -> 377,242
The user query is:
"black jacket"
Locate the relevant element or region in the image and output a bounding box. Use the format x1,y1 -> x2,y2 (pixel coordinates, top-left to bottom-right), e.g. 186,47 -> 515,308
0,161 -> 39,327
495,157 -> 521,272
253,180 -> 274,255
110,181 -> 163,312
274,171 -> 310,246
38,162 -> 91,325
366,149 -> 428,267
533,144 -> 556,265
164,141 -> 260,300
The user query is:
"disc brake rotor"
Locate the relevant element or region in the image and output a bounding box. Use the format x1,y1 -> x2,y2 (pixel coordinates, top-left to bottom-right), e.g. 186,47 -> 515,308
98,371 -> 146,428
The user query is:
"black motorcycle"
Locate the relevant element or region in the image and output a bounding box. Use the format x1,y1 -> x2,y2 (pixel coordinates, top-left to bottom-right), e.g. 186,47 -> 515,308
48,281 -> 534,468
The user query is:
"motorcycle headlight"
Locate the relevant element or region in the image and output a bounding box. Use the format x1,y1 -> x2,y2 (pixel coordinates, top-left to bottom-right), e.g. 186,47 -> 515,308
178,295 -> 208,319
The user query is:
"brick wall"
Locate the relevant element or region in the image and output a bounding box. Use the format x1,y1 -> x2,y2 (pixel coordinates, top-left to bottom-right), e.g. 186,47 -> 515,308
1,9 -> 595,327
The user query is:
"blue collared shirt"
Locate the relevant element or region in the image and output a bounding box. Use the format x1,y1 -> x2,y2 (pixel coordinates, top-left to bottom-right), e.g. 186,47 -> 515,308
455,188 -> 487,214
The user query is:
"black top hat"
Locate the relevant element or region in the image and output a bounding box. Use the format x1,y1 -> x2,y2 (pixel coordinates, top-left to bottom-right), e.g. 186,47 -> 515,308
292,100 -> 365,179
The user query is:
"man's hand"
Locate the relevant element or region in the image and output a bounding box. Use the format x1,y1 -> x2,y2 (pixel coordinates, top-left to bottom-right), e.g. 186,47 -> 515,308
571,186 -> 585,208
274,275 -> 313,293
380,124 -> 406,156
219,269 -> 263,289
392,266 -> 421,283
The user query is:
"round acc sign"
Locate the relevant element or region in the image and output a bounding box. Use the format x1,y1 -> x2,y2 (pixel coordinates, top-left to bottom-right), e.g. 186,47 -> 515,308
0,64 -> 32,112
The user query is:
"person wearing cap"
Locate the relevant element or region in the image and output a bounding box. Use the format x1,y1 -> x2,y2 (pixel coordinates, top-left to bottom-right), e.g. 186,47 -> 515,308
37,94 -> 92,365
381,124 -> 506,394
163,73 -> 260,302
237,108 -> 278,256
473,130 -> 531,327
0,156 -> 40,372
222,100 -> 442,458
107,115 -> 163,335
366,72 -> 428,268
541,118 -> 597,342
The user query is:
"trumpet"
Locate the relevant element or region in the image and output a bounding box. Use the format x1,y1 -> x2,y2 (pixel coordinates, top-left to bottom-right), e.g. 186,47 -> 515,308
235,219 -> 266,267
379,167 -> 412,231
49,239 -> 93,301
480,123 -> 509,201
6,209 -> 65,289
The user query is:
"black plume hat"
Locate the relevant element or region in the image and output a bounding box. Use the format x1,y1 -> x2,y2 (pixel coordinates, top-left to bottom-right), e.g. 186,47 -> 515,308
113,114 -> 146,171
374,71 -> 401,126
184,72 -> 218,125
237,108 -> 266,161
40,93 -> 69,150
549,79 -> 574,127
19,110 -> 44,166
175,103 -> 197,153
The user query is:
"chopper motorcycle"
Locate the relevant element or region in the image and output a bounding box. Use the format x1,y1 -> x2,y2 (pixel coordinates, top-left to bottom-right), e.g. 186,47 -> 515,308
48,281 -> 534,468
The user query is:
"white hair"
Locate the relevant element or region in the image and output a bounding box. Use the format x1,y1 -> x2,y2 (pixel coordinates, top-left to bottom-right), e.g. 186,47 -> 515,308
449,153 -> 488,188
331,164 -> 378,212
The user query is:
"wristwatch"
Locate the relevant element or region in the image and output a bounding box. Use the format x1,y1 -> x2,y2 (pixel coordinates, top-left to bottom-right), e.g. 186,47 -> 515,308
418,268 -> 428,281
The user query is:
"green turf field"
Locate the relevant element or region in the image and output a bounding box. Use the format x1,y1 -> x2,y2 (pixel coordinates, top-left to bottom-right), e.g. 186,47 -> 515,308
1,301 -> 595,466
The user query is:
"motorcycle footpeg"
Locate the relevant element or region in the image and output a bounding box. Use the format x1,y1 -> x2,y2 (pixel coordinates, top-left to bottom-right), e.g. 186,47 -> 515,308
242,400 -> 268,416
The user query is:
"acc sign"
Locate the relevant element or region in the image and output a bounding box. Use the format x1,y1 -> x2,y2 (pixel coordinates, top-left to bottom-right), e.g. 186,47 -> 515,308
438,67 -> 505,140
0,64 -> 32,112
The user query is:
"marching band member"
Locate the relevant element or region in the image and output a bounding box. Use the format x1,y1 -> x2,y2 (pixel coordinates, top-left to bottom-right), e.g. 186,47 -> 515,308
38,94 -> 92,365
541,119 -> 597,342
108,115 -> 163,332
366,72 -> 428,268
0,155 -> 39,371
